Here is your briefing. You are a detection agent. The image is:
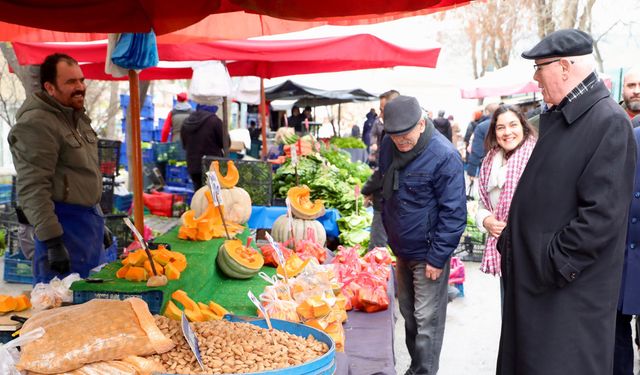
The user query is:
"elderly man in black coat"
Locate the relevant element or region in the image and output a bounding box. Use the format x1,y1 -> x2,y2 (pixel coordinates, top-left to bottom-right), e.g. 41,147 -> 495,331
496,29 -> 637,375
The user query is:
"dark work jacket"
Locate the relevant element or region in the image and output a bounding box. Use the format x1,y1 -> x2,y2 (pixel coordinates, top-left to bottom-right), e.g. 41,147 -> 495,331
496,81 -> 637,375
180,110 -> 228,174
467,118 -> 490,171
378,132 -> 466,268
618,127 -> 640,315
433,116 -> 452,142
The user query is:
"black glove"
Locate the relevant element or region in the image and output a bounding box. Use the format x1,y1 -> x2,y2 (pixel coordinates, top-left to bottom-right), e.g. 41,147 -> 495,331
44,236 -> 70,274
103,226 -> 114,248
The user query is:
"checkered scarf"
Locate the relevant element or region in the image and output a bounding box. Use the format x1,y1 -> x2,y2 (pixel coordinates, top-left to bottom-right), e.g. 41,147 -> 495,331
478,136 -> 536,276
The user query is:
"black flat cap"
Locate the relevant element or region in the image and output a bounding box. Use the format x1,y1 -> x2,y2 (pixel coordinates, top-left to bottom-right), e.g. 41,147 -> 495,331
383,95 -> 422,135
521,28 -> 593,60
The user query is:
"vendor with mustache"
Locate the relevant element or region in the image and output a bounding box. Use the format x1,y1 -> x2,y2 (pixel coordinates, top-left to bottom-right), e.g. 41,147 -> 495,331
8,53 -> 105,283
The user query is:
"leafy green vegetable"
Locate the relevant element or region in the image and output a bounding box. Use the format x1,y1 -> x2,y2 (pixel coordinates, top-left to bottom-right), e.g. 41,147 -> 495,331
337,212 -> 373,248
330,137 -> 366,149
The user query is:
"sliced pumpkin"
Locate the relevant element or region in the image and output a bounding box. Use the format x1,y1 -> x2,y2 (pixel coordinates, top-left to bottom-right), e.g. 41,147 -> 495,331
124,266 -> 148,282
14,295 -> 31,312
164,300 -> 183,321
208,301 -> 229,317
164,262 -> 181,280
277,252 -> 310,278
116,264 -> 131,279
185,308 -> 206,322
287,185 -> 325,220
211,160 -> 240,189
126,250 -> 148,267
172,290 -> 198,311
143,259 -> 164,276
170,258 -> 187,273
0,295 -> 17,313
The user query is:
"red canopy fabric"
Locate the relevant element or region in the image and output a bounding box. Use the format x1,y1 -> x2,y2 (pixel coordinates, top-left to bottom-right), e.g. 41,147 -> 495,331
0,0 -> 232,35
13,35 -> 440,79
228,0 -> 469,21
0,1 -> 470,43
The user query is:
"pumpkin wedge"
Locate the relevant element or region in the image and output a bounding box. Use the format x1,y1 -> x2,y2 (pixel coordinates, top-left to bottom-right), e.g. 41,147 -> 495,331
287,185 -> 325,220
211,160 -> 240,188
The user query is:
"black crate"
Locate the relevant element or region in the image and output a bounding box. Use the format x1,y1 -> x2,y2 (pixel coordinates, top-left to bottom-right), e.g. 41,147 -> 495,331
202,156 -> 273,206
97,139 -> 122,177
100,176 -> 116,214
104,214 -> 133,255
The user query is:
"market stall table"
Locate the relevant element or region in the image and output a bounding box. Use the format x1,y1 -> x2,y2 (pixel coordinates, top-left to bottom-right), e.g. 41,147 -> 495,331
70,226 -> 397,374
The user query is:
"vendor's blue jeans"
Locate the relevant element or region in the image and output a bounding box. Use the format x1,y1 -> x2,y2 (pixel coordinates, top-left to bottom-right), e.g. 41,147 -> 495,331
396,257 -> 450,375
33,202 -> 105,284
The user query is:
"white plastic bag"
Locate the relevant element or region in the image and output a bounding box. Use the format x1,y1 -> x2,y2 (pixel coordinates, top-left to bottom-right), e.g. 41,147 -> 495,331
30,273 -> 82,310
189,61 -> 231,104
0,327 -> 45,375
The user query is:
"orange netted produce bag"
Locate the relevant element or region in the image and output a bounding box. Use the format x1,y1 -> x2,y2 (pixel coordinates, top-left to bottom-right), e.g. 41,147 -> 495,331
17,298 -> 174,374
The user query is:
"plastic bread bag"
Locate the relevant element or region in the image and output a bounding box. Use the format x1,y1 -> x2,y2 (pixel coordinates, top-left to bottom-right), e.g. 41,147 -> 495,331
53,356 -> 166,375
0,327 -> 45,375
17,298 -> 174,374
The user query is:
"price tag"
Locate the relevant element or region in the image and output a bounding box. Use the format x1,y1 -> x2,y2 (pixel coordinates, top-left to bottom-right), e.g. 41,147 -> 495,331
205,171 -> 224,207
248,290 -> 273,331
181,312 -> 205,370
265,232 -> 286,268
290,144 -> 298,166
304,118 -> 309,132
355,184 -> 360,199
284,113 -> 289,127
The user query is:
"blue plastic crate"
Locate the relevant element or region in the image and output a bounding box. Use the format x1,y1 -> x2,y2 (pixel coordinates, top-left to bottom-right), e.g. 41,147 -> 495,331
3,251 -> 33,284
119,142 -> 128,168
73,290 -> 164,314
141,129 -> 154,142
165,165 -> 191,187
141,118 -> 155,132
152,129 -> 163,142
120,94 -> 153,109
163,185 -> 195,205
0,184 -> 12,204
105,236 -> 118,263
142,147 -> 154,163
114,193 -> 133,212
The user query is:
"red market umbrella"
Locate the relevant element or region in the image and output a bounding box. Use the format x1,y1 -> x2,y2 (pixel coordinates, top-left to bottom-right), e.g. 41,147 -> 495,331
13,35 -> 440,79
13,35 -> 441,159
0,1 -> 471,38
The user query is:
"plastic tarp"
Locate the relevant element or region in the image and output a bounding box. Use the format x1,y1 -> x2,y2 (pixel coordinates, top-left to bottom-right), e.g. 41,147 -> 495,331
264,80 -> 377,103
12,34 -> 440,80
460,61 -> 613,99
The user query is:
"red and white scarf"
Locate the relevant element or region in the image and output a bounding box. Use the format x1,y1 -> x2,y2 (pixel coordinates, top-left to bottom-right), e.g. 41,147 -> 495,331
478,136 -> 536,276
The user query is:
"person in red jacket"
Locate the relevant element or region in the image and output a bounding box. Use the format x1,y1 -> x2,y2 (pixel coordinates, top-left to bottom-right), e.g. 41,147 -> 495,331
160,92 -> 193,143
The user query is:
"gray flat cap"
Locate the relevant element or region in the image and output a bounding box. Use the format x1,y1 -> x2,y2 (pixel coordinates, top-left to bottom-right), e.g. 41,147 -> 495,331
383,95 -> 422,135
521,28 -> 593,60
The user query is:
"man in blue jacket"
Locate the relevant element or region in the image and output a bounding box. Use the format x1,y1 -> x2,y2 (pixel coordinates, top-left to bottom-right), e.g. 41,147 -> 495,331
379,96 -> 467,375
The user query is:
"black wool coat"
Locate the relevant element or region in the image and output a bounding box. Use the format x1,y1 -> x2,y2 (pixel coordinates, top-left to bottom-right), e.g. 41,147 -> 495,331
496,80 -> 637,375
